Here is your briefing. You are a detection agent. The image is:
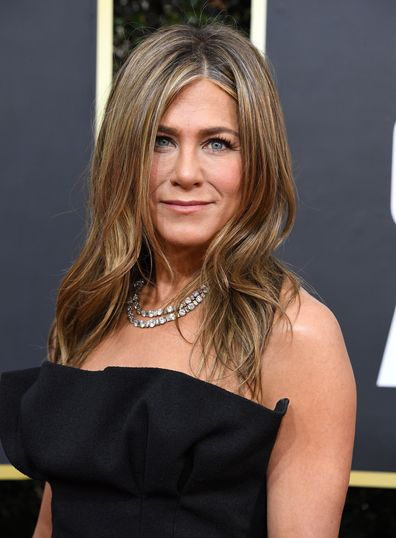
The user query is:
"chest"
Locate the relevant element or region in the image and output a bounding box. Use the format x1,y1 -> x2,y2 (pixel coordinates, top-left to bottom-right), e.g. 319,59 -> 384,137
83,308 -> 216,378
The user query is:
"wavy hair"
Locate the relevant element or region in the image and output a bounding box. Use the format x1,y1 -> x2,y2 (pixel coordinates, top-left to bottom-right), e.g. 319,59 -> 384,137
48,21 -> 305,405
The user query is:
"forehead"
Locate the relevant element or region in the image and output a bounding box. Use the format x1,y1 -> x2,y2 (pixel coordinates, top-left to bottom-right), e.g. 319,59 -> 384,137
160,79 -> 238,128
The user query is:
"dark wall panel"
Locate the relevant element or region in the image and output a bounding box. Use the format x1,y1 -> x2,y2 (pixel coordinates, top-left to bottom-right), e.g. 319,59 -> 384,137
267,0 -> 396,473
0,0 -> 96,464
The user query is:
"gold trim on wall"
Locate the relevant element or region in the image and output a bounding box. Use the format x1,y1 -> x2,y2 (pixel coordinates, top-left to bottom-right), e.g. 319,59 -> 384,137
0,465 -> 30,480
349,471 -> 396,489
250,0 -> 267,54
95,0 -> 113,139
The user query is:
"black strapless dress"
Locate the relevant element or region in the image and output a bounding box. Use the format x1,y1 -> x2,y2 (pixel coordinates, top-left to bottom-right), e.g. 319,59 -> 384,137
0,360 -> 289,537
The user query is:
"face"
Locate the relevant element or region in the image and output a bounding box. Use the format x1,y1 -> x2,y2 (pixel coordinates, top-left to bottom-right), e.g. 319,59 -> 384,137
149,78 -> 242,253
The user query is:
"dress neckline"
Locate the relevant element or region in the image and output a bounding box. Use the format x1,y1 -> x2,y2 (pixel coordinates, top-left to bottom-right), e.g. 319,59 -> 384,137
41,360 -> 289,417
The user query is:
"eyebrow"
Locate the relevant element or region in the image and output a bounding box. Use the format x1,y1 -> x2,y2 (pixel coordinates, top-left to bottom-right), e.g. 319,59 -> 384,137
157,124 -> 240,138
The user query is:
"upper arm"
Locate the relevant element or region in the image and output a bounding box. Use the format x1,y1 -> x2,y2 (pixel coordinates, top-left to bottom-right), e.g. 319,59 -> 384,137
32,481 -> 52,538
262,288 -> 357,537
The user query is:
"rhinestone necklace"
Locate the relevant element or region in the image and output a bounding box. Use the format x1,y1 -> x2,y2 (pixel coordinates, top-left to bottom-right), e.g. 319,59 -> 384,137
126,279 -> 209,328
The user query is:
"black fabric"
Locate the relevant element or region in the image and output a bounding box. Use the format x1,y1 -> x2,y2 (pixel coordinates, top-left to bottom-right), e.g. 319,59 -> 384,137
0,360 -> 289,537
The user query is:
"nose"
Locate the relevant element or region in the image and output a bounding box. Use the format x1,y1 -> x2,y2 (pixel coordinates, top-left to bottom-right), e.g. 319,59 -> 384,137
171,144 -> 203,188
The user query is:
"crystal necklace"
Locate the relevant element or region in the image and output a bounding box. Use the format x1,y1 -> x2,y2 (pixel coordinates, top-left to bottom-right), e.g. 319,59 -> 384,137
126,279 -> 209,328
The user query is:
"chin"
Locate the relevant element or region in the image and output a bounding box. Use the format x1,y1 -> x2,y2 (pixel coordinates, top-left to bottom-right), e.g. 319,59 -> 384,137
158,232 -> 214,250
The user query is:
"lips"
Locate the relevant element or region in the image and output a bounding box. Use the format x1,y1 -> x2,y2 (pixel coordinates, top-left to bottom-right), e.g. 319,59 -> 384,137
162,200 -> 212,205
160,200 -> 213,214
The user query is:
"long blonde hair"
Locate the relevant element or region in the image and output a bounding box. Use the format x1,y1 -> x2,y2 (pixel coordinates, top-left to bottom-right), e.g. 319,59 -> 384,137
48,21 -> 305,404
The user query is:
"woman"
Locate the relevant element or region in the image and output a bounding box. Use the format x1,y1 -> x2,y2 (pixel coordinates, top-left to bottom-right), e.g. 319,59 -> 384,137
0,22 -> 356,537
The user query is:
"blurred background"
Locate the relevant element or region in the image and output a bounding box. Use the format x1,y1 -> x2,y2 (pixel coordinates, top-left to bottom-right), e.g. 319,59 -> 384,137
1,0 -> 396,536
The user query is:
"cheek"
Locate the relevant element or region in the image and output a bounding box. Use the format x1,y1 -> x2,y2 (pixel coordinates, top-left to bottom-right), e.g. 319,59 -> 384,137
149,156 -> 172,195
216,160 -> 242,198
148,166 -> 165,206
149,160 -> 159,189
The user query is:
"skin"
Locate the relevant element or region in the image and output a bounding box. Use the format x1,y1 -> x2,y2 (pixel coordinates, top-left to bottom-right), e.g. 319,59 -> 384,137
143,78 -> 242,306
263,286 -> 357,536
34,78 -> 357,537
32,482 -> 52,537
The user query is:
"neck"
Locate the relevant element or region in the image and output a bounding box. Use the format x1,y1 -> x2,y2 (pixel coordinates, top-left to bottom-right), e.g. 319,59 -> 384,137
141,243 -> 205,308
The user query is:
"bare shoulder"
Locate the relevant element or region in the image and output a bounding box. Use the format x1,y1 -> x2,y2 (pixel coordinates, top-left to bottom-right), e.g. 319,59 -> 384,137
261,280 -> 355,402
261,279 -> 357,537
273,278 -> 343,340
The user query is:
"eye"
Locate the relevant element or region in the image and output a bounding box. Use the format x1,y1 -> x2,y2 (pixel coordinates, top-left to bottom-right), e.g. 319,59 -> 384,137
154,135 -> 173,149
206,137 -> 234,152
